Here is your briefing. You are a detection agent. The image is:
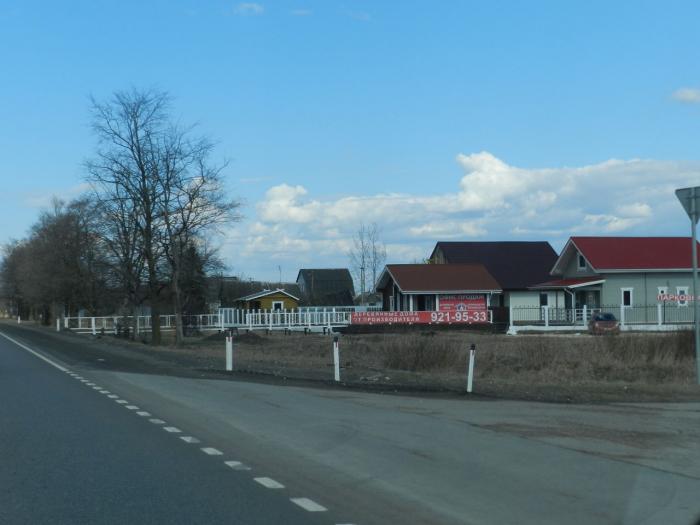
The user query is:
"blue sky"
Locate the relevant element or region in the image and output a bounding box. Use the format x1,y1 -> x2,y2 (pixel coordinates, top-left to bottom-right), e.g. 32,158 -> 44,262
1,0 -> 700,281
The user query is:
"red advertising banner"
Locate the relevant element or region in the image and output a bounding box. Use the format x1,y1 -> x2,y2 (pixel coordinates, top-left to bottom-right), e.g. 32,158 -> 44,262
438,294 -> 487,312
351,310 -> 489,325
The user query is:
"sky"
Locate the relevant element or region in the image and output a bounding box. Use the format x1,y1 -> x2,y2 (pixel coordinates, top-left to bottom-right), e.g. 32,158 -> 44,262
1,0 -> 700,282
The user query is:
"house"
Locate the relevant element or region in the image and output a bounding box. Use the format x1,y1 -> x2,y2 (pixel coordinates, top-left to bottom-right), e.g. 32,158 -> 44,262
375,264 -> 502,312
429,241 -> 558,308
533,236 -> 699,310
296,269 -> 355,306
233,289 -> 300,311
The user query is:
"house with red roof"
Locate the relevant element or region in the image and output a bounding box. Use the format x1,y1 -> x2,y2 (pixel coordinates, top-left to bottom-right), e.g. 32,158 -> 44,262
534,236 -> 698,310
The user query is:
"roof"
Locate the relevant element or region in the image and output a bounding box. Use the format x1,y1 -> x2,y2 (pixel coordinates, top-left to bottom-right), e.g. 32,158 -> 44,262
554,237 -> 700,273
296,268 -> 355,297
234,288 -> 300,302
531,277 -> 606,289
377,264 -> 501,294
430,241 -> 558,289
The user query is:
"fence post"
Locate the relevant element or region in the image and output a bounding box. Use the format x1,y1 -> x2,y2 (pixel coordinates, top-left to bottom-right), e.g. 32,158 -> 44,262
467,343 -> 476,393
220,311 -> 225,332
657,303 -> 663,326
136,316 -> 140,335
619,305 -> 625,326
91,317 -> 96,336
226,333 -> 233,372
507,304 -> 515,335
582,305 -> 588,325
17,315 -> 20,324
543,306 -> 549,327
333,336 -> 340,382
56,317 -> 60,332
64,316 -> 68,329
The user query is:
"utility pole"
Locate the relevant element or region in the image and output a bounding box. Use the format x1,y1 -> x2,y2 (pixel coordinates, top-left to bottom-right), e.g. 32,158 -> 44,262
675,186 -> 700,385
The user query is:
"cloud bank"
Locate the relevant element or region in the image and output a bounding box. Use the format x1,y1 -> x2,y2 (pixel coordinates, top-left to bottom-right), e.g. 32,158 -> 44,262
221,152 -> 700,278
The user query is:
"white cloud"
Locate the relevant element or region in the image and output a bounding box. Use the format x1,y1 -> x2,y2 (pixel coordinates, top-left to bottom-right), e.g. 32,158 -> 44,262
24,183 -> 91,209
221,152 -> 700,280
672,87 -> 700,104
232,2 -> 264,16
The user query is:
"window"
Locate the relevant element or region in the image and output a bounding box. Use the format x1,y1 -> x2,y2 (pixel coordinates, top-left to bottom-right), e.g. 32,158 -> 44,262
272,301 -> 284,311
539,293 -> 549,307
677,286 -> 689,307
577,254 -> 587,270
621,288 -> 633,307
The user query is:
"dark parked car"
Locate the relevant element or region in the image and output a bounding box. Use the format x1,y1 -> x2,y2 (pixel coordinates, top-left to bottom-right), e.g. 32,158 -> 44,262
588,312 -> 620,335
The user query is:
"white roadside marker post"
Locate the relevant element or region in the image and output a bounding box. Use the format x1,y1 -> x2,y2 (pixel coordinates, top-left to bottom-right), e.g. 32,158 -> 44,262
56,317 -> 60,332
467,343 -> 476,393
226,332 -> 233,372
333,335 -> 340,382
17,315 -> 20,324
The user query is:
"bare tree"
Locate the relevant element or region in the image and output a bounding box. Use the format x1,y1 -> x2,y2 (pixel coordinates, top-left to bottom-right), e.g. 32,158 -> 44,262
156,130 -> 240,345
87,88 -> 240,344
348,223 -> 387,303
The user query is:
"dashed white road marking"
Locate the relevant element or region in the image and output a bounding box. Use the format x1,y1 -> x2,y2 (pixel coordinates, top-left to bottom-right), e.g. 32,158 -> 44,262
0,331 -> 68,372
125,405 -> 140,410
254,477 -> 284,489
163,426 -> 181,433
99,390 -> 110,394
290,498 -> 327,512
149,419 -> 166,425
180,436 -> 200,444
107,395 -> 119,399
92,386 -> 102,390
85,382 -> 95,386
224,460 -> 251,471
115,399 -> 128,404
80,379 -> 90,383
136,411 -> 151,417
201,447 -> 223,456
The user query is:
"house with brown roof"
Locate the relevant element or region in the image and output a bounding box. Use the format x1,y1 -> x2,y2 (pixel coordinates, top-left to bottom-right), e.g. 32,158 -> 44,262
375,264 -> 502,312
429,241 -> 558,309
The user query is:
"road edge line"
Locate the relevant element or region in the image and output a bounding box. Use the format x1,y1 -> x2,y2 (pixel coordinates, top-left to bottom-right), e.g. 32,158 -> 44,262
0,330 -> 68,372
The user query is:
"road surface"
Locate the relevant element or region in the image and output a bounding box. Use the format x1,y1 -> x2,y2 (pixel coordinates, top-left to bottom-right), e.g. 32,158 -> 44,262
1,323 -> 700,524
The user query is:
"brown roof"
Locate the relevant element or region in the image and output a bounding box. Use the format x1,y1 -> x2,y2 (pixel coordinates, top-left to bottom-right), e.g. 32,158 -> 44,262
378,264 -> 501,293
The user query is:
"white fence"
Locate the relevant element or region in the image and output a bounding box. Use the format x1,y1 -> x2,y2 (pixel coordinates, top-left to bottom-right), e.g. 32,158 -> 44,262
509,304 -> 695,333
63,307 -> 353,335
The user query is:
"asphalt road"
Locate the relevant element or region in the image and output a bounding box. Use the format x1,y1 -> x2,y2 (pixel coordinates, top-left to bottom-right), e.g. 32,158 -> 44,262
2,323 -> 700,525
0,329 -> 345,525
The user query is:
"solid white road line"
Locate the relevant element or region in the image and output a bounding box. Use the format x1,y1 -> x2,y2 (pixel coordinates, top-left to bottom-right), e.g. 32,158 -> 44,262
136,411 -> 151,417
0,331 -> 68,372
224,460 -> 251,471
201,447 -> 223,456
290,498 -> 327,512
163,427 -> 181,433
254,477 -> 284,489
149,419 -> 166,425
180,436 -> 200,444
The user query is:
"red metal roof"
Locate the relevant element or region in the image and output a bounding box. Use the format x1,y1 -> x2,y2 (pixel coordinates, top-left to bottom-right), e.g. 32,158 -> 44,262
571,236 -> 700,270
532,277 -> 605,289
379,264 -> 501,293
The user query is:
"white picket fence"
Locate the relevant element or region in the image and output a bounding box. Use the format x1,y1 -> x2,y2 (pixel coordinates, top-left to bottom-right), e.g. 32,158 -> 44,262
509,304 -> 695,333
63,307 -> 353,335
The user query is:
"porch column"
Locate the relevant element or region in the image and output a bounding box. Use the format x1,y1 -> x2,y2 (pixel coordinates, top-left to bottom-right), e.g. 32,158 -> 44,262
435,295 -> 440,311
409,295 -> 414,312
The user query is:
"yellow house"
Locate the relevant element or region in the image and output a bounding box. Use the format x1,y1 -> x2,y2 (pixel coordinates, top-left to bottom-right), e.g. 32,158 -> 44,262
233,289 -> 300,310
